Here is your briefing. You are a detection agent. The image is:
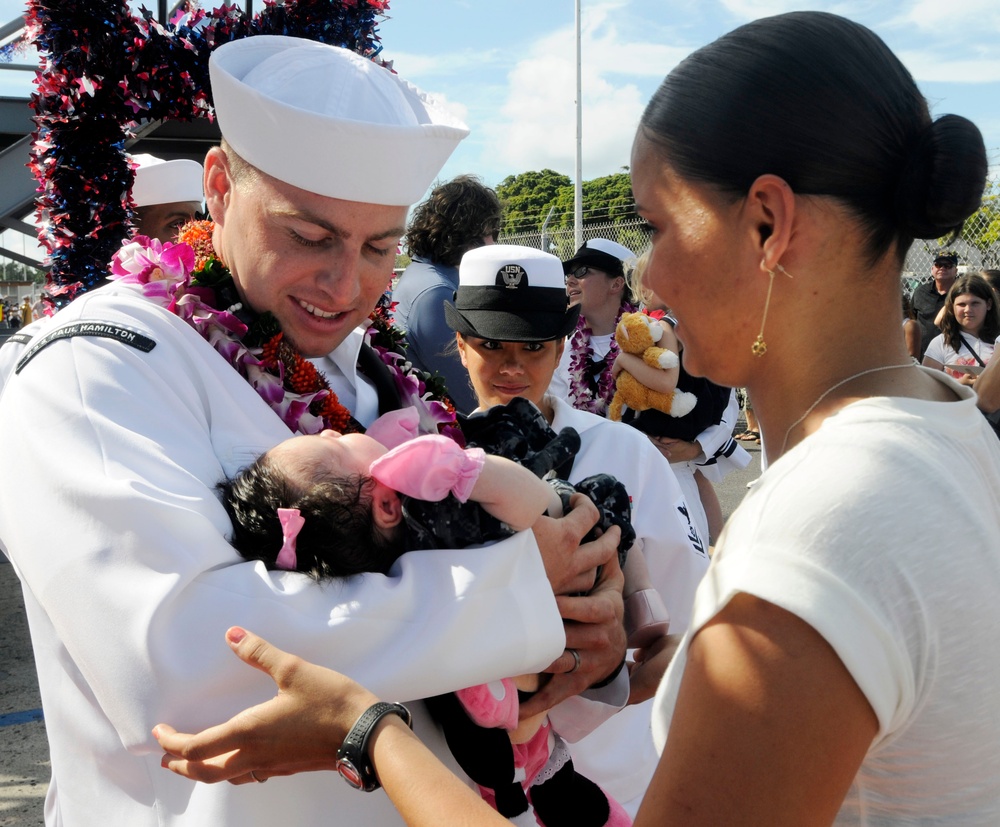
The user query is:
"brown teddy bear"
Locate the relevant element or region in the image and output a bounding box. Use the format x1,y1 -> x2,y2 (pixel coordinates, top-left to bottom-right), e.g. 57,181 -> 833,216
608,311 -> 698,422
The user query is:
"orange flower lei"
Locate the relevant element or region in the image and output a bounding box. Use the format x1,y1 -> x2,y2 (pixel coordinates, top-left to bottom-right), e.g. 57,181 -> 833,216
176,221 -> 357,434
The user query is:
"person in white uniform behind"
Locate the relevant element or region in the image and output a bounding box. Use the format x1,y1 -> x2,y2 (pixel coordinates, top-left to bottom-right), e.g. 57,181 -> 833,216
130,152 -> 205,243
0,36 -> 625,827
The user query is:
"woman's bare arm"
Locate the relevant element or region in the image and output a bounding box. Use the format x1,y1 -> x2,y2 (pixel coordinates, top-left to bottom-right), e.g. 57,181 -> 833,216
974,353 -> 1000,414
635,593 -> 877,827
155,628 -> 510,826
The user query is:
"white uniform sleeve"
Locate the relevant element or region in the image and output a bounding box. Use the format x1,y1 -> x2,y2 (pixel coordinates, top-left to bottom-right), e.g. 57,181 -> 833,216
0,293 -> 564,749
694,388 -> 739,459
547,667 -> 630,742
627,437 -> 710,635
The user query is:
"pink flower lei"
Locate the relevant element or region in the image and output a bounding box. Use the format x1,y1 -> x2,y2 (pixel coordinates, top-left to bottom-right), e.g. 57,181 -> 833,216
108,227 -> 460,440
567,300 -> 638,415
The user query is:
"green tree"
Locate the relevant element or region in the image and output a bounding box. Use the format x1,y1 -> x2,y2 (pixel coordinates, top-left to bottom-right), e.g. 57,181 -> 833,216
497,168 -> 639,253
1,261 -> 32,282
580,169 -> 635,225
961,181 -> 1000,265
496,169 -> 572,236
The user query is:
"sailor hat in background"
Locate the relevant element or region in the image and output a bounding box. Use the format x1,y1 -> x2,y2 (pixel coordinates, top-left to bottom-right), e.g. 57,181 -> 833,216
445,244 -> 580,342
562,238 -> 637,277
130,154 -> 204,207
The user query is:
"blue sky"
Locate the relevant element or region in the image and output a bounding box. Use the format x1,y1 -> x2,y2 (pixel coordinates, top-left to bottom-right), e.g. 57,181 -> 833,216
379,0 -> 1000,188
2,0 -> 998,192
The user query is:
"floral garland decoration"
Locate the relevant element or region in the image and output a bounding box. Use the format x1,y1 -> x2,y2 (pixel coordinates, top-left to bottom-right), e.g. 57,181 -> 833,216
108,221 -> 459,440
366,293 -> 464,444
27,0 -> 391,311
567,300 -> 638,416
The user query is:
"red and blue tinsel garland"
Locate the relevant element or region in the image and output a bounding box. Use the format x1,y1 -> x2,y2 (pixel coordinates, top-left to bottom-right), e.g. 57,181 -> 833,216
25,0 -> 390,310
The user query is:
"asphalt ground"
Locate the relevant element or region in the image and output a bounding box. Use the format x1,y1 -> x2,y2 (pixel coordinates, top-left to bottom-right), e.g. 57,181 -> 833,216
0,438 -> 762,826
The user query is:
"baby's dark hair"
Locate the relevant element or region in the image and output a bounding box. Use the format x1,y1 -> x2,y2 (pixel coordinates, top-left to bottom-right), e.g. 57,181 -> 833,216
218,452 -> 404,580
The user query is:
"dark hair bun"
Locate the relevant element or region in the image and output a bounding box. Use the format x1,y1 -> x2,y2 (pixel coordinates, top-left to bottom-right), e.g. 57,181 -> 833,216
895,114 -> 988,240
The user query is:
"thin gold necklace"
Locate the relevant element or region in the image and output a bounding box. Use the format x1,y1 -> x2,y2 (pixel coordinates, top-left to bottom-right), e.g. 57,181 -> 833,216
779,363 -> 916,457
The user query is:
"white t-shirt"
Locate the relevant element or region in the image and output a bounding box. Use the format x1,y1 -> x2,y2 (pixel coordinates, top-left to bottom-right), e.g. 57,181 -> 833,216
652,369 -> 1000,823
924,331 -> 995,379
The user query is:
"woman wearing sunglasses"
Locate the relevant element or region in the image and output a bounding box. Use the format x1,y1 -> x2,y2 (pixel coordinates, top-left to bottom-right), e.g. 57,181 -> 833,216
549,239 -> 640,416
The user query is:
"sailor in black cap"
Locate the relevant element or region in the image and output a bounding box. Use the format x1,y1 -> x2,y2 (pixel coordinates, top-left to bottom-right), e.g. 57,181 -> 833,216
445,242 -> 708,818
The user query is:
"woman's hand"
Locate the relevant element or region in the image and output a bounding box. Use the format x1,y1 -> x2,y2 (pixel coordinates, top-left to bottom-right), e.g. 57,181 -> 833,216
158,629 -> 512,826
612,351 -> 644,380
611,353 -> 624,378
154,627 -> 378,784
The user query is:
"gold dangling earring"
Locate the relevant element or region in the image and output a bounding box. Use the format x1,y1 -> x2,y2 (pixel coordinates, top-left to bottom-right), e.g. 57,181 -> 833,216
752,260 -> 791,357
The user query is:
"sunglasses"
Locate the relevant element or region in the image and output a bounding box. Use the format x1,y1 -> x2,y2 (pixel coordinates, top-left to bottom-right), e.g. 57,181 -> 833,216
933,260 -> 957,268
565,265 -> 595,282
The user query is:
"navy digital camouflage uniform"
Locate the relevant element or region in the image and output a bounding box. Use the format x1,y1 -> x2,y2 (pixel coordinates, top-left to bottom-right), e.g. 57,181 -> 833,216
403,396 -> 635,565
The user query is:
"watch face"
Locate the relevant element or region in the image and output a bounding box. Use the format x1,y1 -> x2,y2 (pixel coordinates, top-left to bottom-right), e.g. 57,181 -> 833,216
336,758 -> 364,790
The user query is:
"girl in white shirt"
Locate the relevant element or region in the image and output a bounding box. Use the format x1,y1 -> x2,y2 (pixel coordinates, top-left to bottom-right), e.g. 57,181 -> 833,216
923,272 -> 1000,382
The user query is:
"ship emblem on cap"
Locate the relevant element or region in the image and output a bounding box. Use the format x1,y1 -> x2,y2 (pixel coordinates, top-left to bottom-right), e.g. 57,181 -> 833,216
497,264 -> 527,289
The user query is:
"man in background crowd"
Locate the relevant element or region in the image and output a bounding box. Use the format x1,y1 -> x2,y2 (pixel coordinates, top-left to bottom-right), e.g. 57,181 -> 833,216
392,174 -> 501,413
911,250 -> 959,358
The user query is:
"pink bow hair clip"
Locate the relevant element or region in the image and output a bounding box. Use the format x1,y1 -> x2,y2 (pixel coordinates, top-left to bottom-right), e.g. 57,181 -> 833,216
276,507 -> 305,571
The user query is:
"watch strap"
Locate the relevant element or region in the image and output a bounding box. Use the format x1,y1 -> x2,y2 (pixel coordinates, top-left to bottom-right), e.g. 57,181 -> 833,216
336,701 -> 412,792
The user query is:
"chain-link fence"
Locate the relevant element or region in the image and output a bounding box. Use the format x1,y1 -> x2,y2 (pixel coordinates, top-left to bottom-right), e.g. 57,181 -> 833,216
497,201 -> 1000,297
901,205 -> 999,292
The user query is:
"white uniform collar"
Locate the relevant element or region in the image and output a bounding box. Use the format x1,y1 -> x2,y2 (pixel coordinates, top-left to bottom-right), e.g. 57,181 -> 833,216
546,394 -> 605,436
308,323 -> 380,428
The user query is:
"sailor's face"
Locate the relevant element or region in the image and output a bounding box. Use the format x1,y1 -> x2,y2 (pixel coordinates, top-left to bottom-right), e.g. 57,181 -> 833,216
206,149 -> 406,358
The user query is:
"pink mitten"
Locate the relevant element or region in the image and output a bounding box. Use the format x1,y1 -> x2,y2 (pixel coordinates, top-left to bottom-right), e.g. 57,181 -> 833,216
369,434 -> 486,502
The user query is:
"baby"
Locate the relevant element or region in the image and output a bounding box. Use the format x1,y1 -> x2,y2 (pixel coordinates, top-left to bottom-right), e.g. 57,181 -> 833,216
220,400 -> 643,826
223,398 -> 668,645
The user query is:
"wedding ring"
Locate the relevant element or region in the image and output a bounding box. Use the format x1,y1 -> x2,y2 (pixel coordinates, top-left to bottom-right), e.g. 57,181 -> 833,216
250,770 -> 266,784
567,648 -> 582,673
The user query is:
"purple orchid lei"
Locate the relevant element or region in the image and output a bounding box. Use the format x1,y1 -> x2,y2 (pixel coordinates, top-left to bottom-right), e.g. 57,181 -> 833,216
567,300 -> 638,416
109,232 -> 460,440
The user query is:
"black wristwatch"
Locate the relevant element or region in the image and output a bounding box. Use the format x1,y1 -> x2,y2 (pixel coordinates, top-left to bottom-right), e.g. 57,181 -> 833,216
336,701 -> 413,792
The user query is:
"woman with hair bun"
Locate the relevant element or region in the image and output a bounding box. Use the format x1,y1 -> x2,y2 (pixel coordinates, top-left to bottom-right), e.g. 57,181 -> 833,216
155,12 -> 1000,825
631,10 -> 999,825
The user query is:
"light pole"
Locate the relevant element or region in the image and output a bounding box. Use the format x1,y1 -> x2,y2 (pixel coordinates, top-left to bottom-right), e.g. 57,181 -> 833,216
574,0 -> 583,250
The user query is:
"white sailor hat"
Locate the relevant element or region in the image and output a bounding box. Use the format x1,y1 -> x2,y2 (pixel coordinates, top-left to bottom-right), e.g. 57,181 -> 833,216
130,154 -> 204,207
563,238 -> 637,277
209,35 -> 470,207
444,244 -> 580,342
